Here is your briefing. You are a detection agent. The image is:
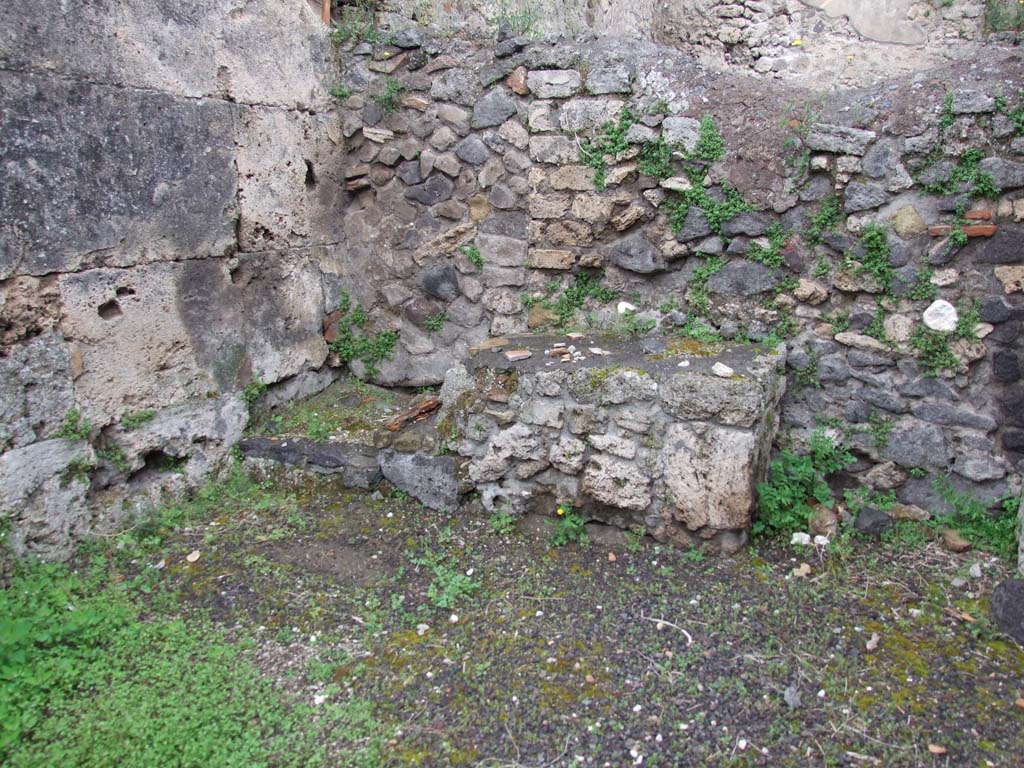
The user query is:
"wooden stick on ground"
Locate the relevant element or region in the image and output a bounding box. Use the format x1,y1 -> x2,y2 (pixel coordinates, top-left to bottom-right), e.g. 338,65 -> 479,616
385,398 -> 442,432
322,0 -> 331,25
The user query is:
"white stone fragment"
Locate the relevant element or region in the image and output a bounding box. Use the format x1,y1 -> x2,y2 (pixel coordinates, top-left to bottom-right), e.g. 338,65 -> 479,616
712,362 -> 734,378
922,299 -> 958,333
589,347 -> 612,356
790,532 -> 812,546
617,301 -> 638,314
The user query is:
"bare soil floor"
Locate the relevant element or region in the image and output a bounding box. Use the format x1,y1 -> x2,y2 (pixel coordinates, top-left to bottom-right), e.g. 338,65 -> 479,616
127,469 -> 1024,768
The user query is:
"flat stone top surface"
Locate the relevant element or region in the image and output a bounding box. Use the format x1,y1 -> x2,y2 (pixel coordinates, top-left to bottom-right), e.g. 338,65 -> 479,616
467,333 -> 782,382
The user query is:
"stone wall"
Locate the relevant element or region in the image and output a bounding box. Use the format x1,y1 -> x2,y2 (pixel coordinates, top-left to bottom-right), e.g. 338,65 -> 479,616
327,27 -> 1024,553
3,0 -> 1024,562
0,0 -> 349,558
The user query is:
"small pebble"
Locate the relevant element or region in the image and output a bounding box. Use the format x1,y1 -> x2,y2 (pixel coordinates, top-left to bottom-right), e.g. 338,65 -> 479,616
712,361 -> 734,378
968,563 -> 983,579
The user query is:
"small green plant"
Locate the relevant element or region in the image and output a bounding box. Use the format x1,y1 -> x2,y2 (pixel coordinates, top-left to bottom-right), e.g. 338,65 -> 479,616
813,257 -> 831,279
330,1 -> 392,45
687,256 -> 724,317
984,0 -> 1024,32
328,84 -> 353,101
60,458 -> 94,487
763,305 -> 796,346
933,476 -> 1017,562
328,292 -> 399,378
487,0 -> 539,36
746,224 -> 787,269
242,378 -> 267,412
549,503 -> 587,547
542,270 -> 617,327
637,135 -> 674,181
868,410 -> 895,451
995,90 -> 1024,135
1001,493 -> 1021,516
864,302 -> 890,344
613,309 -> 657,338
680,545 -> 706,563
909,467 -> 928,479
489,510 -> 517,536
910,326 -> 958,376
677,314 -> 723,343
96,443 -> 131,472
647,98 -> 671,116
857,224 -> 895,294
955,298 -> 981,339
658,296 -> 681,314
373,77 -> 404,115
424,310 -> 448,334
754,428 -> 856,538
579,106 -> 636,189
661,182 -> 751,236
692,114 -> 726,163
779,96 -> 824,181
121,410 -> 156,430
412,544 -> 480,609
920,148 -> 1000,200
821,309 -> 850,334
460,243 -> 483,270
624,526 -> 646,553
804,195 -> 842,246
909,268 -> 938,301
791,351 -> 821,391
56,408 -> 92,441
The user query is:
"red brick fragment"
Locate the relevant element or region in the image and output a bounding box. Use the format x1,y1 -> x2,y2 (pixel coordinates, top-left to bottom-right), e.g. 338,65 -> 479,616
962,224 -> 997,237
964,209 -> 992,221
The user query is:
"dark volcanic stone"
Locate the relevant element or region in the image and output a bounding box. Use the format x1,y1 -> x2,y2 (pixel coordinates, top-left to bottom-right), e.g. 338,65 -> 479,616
404,174 -> 455,205
993,350 -> 1021,383
1003,429 -> 1024,452
421,264 -> 460,301
675,208 -> 712,243
605,231 -> 664,274
237,437 -> 382,489
976,225 -> 1024,264
706,260 -> 776,296
378,450 -> 458,512
854,506 -> 893,537
980,297 -> 1011,324
395,159 -> 422,185
991,579 -> 1024,647
720,212 -> 771,237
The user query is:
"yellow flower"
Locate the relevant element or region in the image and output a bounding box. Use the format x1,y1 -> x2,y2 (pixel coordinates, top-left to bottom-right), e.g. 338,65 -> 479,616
556,507 -> 566,516
791,38 -> 804,47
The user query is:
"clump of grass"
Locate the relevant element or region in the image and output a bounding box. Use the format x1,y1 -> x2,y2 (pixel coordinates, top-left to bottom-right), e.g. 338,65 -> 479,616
0,466 -> 387,767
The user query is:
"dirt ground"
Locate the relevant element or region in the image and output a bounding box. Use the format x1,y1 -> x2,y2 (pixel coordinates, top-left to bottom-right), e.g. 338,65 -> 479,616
130,468 -> 1024,768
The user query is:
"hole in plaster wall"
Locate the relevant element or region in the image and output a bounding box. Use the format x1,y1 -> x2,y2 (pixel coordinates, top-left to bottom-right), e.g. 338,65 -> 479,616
97,299 -> 123,320
304,159 -> 317,188
115,286 -> 135,297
